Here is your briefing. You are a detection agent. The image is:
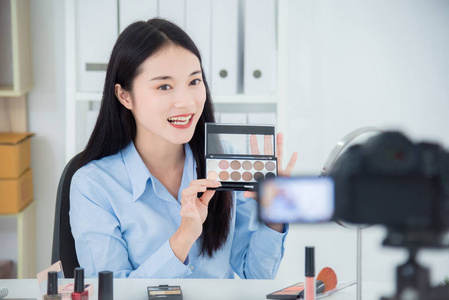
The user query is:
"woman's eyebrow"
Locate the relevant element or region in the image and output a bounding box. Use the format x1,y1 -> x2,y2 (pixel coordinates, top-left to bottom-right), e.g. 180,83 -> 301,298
150,70 -> 202,81
150,75 -> 172,81
190,70 -> 202,76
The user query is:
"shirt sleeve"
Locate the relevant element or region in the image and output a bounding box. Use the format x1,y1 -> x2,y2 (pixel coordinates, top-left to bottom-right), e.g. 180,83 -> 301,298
70,173 -> 192,278
229,191 -> 288,279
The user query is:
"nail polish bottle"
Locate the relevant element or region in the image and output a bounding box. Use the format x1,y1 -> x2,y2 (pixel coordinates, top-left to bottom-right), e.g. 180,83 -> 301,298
43,271 -> 62,299
98,271 -> 113,300
71,268 -> 88,300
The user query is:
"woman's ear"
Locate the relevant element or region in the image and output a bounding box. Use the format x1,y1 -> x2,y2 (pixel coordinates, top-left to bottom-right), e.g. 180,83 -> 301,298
115,83 -> 133,110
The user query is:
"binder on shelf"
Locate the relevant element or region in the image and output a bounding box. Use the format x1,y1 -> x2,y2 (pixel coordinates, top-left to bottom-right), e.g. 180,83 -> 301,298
76,0 -> 118,92
158,0 -> 185,28
210,0 -> 240,95
118,0 -> 158,33
243,0 -> 277,95
185,0 -> 212,79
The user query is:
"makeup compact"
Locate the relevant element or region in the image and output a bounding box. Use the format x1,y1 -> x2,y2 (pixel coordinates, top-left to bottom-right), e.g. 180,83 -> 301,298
205,123 -> 277,191
147,285 -> 182,300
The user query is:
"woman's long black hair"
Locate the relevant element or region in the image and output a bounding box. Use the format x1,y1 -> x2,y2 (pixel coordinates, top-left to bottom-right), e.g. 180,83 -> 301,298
79,18 -> 232,257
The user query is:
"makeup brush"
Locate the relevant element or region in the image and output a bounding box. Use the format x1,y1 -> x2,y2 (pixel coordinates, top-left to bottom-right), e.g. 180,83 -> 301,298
299,267 -> 338,298
316,267 -> 337,292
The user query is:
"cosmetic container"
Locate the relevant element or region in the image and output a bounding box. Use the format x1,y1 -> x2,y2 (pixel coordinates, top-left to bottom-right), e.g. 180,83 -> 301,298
71,268 -> 88,300
43,271 -> 62,299
98,271 -> 113,300
304,246 -> 316,300
205,123 -> 277,191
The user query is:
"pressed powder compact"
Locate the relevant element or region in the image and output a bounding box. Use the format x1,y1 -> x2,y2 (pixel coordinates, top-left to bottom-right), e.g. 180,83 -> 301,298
205,123 -> 277,191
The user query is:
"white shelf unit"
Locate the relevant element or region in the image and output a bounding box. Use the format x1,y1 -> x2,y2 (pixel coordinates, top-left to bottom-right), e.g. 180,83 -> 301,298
0,0 -> 33,97
0,202 -> 36,278
65,0 -> 290,162
0,0 -> 36,279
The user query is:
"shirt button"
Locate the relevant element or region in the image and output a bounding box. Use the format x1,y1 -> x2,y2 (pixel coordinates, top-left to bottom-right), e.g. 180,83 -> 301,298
188,265 -> 195,271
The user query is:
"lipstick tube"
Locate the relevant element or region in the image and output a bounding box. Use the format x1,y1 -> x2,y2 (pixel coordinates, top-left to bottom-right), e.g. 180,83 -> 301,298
304,246 -> 316,300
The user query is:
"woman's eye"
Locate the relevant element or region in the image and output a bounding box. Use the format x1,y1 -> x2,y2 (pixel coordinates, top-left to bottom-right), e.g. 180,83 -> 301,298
157,84 -> 172,91
190,79 -> 201,86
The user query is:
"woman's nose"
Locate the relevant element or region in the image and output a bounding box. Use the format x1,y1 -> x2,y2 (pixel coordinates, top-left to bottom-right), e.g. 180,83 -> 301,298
172,88 -> 196,108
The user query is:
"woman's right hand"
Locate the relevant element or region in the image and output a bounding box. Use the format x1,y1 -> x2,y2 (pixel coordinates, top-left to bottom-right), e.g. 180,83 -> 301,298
170,179 -> 221,262
179,179 -> 221,238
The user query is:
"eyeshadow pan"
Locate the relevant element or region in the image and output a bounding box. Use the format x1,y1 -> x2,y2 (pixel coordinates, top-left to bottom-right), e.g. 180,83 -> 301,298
254,172 -> 264,181
242,161 -> 252,170
230,171 -> 241,181
219,160 -> 229,169
265,161 -> 276,171
219,171 -> 230,180
208,160 -> 218,169
254,161 -> 264,171
230,160 -> 241,170
242,172 -> 253,181
207,170 -> 218,180
265,172 -> 276,179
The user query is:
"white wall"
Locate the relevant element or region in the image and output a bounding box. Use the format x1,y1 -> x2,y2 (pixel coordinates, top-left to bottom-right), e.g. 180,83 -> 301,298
278,0 -> 449,289
26,0 -> 449,291
28,0 -> 66,275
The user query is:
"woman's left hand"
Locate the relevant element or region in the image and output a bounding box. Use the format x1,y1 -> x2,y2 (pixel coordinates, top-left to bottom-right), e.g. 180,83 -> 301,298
243,132 -> 298,232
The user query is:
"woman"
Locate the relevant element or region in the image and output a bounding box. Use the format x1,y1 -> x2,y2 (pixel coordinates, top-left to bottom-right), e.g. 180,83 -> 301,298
70,18 -> 297,278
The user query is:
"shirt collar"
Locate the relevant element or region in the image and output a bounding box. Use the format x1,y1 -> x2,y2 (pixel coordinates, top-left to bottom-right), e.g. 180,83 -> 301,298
121,142 -> 151,202
121,142 -> 197,202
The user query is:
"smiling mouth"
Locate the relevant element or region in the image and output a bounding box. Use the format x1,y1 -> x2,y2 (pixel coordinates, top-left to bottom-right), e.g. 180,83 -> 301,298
167,114 -> 194,125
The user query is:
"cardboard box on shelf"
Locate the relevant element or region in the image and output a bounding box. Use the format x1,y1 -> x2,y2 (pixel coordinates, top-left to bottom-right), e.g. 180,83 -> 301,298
0,260 -> 13,279
0,132 -> 34,179
0,168 -> 33,214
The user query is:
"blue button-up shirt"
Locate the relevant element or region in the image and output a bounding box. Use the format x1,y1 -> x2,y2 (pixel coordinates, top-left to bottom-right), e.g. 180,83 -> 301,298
70,142 -> 287,278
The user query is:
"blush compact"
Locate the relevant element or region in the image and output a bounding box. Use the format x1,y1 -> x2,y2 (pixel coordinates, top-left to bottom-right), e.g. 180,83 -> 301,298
205,123 -> 277,191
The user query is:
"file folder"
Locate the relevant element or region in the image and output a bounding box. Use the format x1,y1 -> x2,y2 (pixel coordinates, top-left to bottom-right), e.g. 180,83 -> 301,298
244,0 -> 277,95
211,0 -> 240,95
185,0 -> 212,79
76,0 -> 118,92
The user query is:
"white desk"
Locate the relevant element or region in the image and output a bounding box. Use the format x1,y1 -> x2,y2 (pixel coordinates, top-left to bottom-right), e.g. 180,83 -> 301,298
0,278 -> 394,300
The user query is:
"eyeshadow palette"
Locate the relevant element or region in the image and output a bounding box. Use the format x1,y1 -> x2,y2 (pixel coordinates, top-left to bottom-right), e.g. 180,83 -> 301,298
205,123 -> 277,191
148,285 -> 182,300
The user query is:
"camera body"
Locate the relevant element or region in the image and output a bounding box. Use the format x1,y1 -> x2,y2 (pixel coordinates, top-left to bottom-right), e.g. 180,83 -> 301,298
330,131 -> 449,234
258,130 -> 449,299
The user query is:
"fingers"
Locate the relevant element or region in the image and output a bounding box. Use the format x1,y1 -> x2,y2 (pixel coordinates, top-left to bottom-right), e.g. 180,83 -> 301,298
264,135 -> 273,155
243,190 -> 257,200
276,132 -> 284,169
181,179 -> 220,205
278,152 -> 298,177
250,135 -> 260,155
192,179 -> 221,188
199,190 -> 216,207
276,132 -> 298,177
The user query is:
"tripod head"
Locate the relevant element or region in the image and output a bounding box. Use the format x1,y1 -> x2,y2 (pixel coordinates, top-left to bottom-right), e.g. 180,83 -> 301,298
381,242 -> 449,300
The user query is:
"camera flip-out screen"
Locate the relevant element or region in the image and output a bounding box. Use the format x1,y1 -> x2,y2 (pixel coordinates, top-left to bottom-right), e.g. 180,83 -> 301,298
258,176 -> 335,223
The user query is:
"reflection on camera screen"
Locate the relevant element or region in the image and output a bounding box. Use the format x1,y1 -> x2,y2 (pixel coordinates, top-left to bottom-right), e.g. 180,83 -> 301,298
259,177 -> 335,223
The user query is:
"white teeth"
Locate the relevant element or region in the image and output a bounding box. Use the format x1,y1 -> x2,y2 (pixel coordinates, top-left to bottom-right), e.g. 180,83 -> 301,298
167,115 -> 192,125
